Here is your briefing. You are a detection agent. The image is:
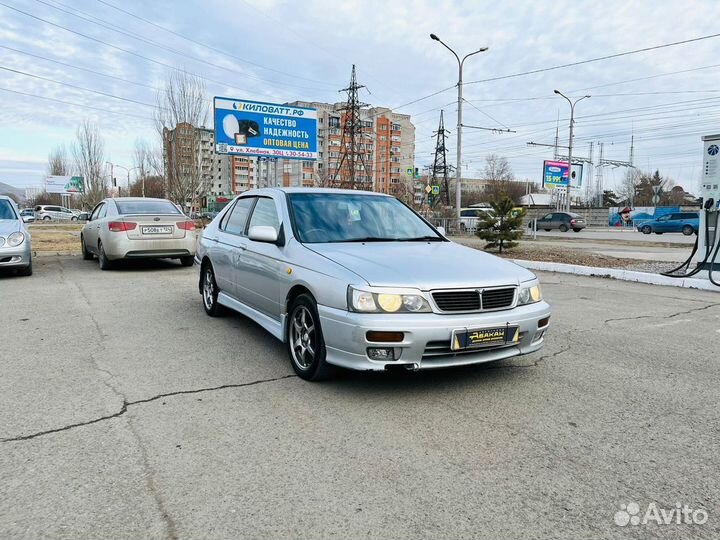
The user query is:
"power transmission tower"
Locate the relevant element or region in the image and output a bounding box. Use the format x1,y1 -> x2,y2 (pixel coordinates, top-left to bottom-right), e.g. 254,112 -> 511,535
331,65 -> 371,190
430,110 -> 452,206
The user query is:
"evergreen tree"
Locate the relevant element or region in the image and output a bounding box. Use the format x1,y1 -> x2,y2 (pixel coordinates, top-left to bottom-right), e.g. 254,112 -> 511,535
476,193 -> 526,253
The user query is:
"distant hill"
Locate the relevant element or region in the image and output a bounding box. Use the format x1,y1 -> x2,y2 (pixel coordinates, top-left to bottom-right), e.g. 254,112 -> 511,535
0,181 -> 27,203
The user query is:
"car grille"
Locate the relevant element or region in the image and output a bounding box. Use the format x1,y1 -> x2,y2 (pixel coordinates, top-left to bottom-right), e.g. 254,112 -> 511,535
481,288 -> 516,310
431,290 -> 481,311
431,287 -> 516,312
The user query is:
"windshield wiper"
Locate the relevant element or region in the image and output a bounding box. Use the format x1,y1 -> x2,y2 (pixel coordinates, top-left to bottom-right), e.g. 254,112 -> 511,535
340,236 -> 396,242
397,236 -> 443,242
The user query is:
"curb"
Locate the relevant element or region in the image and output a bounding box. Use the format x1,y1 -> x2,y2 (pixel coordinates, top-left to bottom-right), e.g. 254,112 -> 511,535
511,259 -> 720,292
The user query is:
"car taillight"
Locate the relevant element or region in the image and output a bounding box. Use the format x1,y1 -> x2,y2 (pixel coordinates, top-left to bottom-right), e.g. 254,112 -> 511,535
570,219 -> 576,224
176,221 -> 195,231
108,221 -> 137,232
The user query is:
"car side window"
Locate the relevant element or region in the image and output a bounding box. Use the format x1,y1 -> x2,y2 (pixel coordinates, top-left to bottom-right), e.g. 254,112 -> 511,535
223,197 -> 255,236
98,204 -> 107,219
90,203 -> 104,221
541,213 -> 552,221
247,198 -> 281,234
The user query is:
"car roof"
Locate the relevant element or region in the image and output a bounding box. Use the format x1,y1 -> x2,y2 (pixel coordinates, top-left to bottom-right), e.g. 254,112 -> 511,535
106,197 -> 171,202
240,187 -> 393,197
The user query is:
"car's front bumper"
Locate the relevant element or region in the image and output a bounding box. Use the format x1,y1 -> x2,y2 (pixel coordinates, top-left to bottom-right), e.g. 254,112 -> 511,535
0,242 -> 32,269
318,301 -> 551,371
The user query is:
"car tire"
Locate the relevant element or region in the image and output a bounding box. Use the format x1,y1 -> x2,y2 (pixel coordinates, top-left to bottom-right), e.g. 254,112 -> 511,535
559,224 -> 568,232
287,293 -> 334,381
544,228 -> 551,232
573,228 -> 582,232
641,225 -> 651,234
201,263 -> 225,317
98,242 -> 113,270
655,232 -> 663,235
43,216 -> 51,221
71,216 -> 78,222
81,235 -> 93,260
459,223 -> 466,232
682,225 -> 694,236
180,256 -> 194,267
17,257 -> 32,277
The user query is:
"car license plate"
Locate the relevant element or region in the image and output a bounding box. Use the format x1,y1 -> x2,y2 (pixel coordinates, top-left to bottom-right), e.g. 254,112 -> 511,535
141,225 -> 173,235
451,325 -> 519,350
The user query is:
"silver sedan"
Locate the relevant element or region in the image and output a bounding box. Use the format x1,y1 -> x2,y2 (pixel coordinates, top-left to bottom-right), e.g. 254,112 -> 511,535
196,188 -> 551,381
81,197 -> 198,270
0,196 -> 32,276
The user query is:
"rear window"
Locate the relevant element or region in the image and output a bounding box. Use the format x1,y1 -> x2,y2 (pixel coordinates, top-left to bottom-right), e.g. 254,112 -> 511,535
681,213 -> 698,219
115,200 -> 181,215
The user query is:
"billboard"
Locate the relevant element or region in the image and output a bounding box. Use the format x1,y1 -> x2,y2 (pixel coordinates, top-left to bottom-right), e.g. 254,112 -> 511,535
46,175 -> 84,194
542,160 -> 583,189
214,97 -> 318,160
608,206 -> 679,227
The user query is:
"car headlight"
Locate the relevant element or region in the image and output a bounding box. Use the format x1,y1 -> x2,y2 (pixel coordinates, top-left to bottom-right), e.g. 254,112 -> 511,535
7,231 -> 25,247
518,281 -> 542,305
348,287 -> 432,313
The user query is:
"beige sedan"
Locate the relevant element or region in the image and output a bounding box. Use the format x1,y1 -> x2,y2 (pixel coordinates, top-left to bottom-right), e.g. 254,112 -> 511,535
80,197 -> 198,270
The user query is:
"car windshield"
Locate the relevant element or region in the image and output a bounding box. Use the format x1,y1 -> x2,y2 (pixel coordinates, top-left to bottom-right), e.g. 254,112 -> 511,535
0,200 -> 17,220
288,192 -> 442,243
115,200 -> 181,215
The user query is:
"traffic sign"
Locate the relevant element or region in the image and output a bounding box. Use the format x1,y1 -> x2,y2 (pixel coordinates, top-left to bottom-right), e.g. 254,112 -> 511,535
652,185 -> 661,194
652,194 -> 660,205
431,185 -> 440,195
425,185 -> 432,193
407,168 -> 413,176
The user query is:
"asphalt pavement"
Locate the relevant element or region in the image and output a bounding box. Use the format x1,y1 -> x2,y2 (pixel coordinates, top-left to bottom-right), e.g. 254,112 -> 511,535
1,256 -> 719,539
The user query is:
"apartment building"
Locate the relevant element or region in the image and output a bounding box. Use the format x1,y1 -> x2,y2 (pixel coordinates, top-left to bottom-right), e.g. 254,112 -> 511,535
164,123 -> 263,209
282,101 -> 415,197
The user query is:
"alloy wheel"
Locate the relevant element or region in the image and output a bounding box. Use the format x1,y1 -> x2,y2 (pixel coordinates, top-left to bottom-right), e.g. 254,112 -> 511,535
290,306 -> 316,369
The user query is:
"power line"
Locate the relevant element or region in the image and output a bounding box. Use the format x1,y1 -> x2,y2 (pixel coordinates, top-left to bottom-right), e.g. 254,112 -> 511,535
93,0 -> 337,87
463,31 -> 720,87
32,0 -> 335,93
0,65 -> 159,109
0,86 -> 150,120
0,45 -> 159,91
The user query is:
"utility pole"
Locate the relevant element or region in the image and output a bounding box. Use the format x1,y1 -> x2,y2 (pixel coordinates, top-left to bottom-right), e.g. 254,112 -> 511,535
430,33 -> 487,217
553,90 -> 590,212
430,110 -> 452,206
332,65 -> 371,190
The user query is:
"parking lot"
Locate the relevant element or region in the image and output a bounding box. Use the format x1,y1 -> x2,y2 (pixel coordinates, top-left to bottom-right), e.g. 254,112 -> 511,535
1,256 -> 719,539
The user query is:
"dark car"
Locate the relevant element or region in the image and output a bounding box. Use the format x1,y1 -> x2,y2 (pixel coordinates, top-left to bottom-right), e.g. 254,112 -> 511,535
534,212 -> 586,232
636,212 -> 699,235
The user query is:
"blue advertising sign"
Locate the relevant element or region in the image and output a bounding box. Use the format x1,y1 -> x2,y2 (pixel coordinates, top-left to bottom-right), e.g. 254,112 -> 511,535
214,97 -> 318,160
542,160 -> 583,189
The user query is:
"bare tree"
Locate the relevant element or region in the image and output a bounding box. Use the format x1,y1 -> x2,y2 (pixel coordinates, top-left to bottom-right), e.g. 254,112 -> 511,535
481,154 -> 525,203
47,145 -> 70,176
73,120 -> 107,207
617,168 -> 642,206
133,138 -> 164,197
155,70 -> 209,212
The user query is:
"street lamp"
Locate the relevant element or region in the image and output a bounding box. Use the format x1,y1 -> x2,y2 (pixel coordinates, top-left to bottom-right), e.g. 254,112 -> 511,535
107,163 -> 141,197
553,90 -> 590,212
430,33 -> 488,218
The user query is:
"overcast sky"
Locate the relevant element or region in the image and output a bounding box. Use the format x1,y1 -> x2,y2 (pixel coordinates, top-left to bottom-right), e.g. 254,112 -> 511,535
2,0 -> 720,195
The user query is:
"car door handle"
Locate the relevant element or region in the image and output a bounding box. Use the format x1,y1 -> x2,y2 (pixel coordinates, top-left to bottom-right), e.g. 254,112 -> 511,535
238,243 -> 247,251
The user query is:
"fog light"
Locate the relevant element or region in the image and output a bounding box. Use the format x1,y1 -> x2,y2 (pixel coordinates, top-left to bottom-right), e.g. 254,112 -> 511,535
367,347 -> 395,361
533,330 -> 545,342
538,316 -> 550,328
366,331 -> 404,343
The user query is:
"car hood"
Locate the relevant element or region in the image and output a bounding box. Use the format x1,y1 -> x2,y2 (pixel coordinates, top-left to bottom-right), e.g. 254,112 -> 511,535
305,240 -> 536,289
0,219 -> 21,236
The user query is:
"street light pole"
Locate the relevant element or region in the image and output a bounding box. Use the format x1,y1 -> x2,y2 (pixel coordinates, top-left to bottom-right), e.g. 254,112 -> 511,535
111,165 -> 141,197
553,90 -> 590,212
430,33 -> 487,218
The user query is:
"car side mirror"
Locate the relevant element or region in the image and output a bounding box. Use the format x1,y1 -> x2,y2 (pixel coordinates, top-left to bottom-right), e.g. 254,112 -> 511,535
248,225 -> 278,243
437,226 -> 446,236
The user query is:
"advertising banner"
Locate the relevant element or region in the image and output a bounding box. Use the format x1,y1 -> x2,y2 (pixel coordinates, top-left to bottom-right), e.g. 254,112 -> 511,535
542,160 -> 583,189
608,206 -> 679,227
214,97 -> 318,160
46,175 -> 84,194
